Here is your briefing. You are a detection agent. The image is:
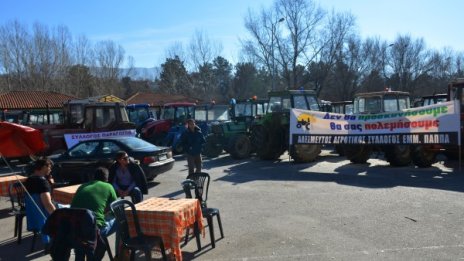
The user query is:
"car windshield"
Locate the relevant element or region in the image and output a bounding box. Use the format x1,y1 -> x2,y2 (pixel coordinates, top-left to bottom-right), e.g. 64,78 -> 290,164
119,137 -> 157,150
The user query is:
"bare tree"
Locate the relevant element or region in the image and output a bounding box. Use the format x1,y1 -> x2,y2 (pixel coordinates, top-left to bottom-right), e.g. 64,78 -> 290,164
93,40 -> 125,95
188,29 -> 222,71
387,35 -> 431,95
0,20 -> 31,90
164,41 -> 188,64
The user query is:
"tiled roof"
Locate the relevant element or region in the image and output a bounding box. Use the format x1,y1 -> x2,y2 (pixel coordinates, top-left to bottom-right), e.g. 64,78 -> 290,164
0,91 -> 77,109
125,92 -> 199,106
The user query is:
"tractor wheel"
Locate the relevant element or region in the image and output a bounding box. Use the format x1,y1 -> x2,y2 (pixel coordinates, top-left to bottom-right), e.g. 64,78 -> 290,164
172,142 -> 184,154
290,144 -> 321,163
250,125 -> 263,153
344,145 -> 371,164
253,126 -> 283,160
202,136 -> 222,158
228,134 -> 251,159
334,145 -> 345,156
384,145 -> 412,166
443,149 -> 459,160
411,145 -> 437,168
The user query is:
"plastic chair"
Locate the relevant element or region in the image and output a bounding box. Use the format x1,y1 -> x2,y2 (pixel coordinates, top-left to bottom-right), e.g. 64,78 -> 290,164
8,181 -> 27,244
183,172 -> 224,248
25,193 -> 48,253
110,199 -> 167,261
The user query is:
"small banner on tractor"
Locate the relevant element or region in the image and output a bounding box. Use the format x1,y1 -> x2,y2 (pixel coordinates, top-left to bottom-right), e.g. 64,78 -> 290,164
290,101 -> 461,146
64,129 -> 136,148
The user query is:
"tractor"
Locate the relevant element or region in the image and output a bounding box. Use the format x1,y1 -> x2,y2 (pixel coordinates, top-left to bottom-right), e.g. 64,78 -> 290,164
27,99 -> 135,155
343,90 -> 424,166
202,98 -> 268,159
250,89 -> 322,163
139,102 -> 195,149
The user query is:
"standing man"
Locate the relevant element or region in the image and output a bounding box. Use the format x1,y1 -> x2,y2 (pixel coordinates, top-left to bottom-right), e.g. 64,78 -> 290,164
109,151 -> 148,203
71,167 -> 118,238
25,157 -> 56,246
181,119 -> 206,176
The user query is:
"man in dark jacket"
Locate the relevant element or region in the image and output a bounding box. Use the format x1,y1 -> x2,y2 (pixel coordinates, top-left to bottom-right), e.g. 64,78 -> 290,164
108,151 -> 148,203
181,119 -> 206,176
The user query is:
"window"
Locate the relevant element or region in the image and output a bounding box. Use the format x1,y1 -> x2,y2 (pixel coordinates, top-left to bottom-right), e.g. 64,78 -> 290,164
95,108 -> 116,128
268,97 -> 280,113
282,98 -> 291,110
101,141 -> 121,154
293,95 -> 307,110
383,96 -> 398,112
162,107 -> 175,120
69,141 -> 100,157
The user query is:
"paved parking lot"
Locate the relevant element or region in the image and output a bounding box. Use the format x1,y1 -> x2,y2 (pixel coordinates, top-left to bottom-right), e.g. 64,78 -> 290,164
1,149 -> 464,260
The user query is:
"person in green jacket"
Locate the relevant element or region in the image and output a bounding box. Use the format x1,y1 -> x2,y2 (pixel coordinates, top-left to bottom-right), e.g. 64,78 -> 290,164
71,167 -> 117,238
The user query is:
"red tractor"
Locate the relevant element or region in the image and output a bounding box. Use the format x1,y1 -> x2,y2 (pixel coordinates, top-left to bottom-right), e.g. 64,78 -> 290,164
139,102 -> 196,147
30,100 -> 135,155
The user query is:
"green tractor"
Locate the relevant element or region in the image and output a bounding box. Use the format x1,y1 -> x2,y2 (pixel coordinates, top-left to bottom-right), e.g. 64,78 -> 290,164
250,89 -> 322,163
202,98 -> 268,159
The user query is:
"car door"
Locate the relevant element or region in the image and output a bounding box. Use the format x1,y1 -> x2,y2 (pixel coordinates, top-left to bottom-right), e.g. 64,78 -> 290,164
56,141 -> 101,184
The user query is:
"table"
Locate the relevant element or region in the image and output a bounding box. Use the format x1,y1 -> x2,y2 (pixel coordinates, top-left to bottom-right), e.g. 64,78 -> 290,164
127,197 -> 204,261
53,184 -> 80,204
0,174 -> 27,197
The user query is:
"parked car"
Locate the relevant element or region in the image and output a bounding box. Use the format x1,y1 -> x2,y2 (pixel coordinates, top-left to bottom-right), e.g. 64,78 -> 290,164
49,136 -> 174,184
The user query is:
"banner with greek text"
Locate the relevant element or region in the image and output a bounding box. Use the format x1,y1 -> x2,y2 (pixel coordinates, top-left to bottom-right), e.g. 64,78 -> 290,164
64,129 -> 136,148
290,101 -> 460,146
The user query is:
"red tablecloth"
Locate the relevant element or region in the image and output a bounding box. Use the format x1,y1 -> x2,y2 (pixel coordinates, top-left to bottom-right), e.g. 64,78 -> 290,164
127,197 -> 204,261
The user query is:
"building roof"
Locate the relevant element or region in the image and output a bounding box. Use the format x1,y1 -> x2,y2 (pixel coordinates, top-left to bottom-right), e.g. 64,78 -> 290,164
125,92 -> 198,106
72,94 -> 125,103
0,91 -> 77,109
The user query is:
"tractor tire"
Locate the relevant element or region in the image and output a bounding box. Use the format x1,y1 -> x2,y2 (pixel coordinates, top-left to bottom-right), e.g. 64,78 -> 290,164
411,145 -> 437,168
290,144 -> 321,163
202,135 -> 222,158
443,150 -> 459,160
228,134 -> 251,159
173,142 -> 184,154
250,125 -> 264,153
334,145 -> 345,156
384,145 -> 412,167
253,126 -> 283,160
344,145 -> 371,164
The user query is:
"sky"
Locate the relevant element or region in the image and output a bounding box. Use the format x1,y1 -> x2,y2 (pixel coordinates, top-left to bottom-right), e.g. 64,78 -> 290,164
1,0 -> 463,68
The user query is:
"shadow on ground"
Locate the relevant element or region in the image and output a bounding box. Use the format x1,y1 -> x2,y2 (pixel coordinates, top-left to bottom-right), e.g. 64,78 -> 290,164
210,152 -> 464,193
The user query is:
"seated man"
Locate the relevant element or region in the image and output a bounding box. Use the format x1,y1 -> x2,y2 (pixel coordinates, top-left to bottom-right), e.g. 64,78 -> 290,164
24,157 -> 56,246
71,167 -> 118,239
109,151 -> 148,203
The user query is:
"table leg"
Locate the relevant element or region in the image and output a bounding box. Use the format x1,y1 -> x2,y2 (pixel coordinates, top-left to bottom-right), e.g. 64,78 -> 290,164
193,221 -> 201,252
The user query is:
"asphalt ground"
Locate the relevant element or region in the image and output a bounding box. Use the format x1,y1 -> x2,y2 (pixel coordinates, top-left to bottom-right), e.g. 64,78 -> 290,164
0,149 -> 464,260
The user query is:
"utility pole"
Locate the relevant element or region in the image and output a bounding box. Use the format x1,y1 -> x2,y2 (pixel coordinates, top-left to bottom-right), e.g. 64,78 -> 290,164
271,17 -> 285,91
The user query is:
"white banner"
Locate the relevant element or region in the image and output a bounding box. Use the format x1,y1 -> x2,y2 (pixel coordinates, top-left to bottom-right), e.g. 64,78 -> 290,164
64,129 -> 136,148
290,101 -> 460,146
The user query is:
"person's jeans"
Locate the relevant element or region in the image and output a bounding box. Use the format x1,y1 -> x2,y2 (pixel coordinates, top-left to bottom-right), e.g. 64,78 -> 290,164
129,187 -> 143,203
99,217 -> 117,237
186,154 -> 202,175
118,186 -> 143,203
